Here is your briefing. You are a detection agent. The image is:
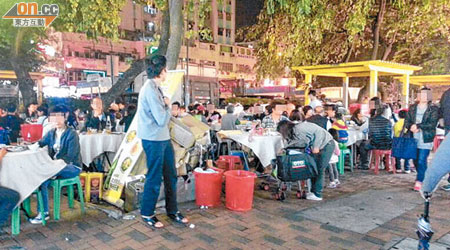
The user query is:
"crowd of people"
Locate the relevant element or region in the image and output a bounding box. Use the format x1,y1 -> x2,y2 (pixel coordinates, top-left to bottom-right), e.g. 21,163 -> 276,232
0,96 -> 139,145
1,55 -> 450,236
0,96 -> 139,233
181,86 -> 450,200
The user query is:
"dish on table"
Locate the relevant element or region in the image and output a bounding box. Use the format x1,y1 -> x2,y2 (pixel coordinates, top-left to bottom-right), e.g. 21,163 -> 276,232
5,146 -> 29,152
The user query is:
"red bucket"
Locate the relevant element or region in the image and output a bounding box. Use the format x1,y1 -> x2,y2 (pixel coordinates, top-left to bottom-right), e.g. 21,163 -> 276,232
194,167 -> 224,207
21,124 -> 43,142
224,170 -> 257,212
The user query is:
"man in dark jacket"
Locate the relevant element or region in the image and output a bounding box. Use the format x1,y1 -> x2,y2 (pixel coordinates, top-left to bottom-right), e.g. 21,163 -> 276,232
119,104 -> 136,132
358,98 -> 392,169
307,106 -> 328,129
30,105 -> 82,224
83,97 -> 109,131
0,103 -> 23,144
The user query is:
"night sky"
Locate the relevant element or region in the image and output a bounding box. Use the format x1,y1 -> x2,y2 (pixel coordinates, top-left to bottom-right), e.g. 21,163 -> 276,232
236,0 -> 264,28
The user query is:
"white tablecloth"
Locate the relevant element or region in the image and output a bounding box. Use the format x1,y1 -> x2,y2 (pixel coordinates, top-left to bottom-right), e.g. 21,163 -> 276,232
79,133 -> 125,166
0,149 -> 66,205
226,133 -> 284,167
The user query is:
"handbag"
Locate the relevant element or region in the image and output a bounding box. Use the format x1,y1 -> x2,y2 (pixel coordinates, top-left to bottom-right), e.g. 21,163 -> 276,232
392,124 -> 417,160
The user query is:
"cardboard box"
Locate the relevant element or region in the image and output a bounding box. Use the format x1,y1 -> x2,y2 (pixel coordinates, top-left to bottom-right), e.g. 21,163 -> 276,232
80,172 -> 104,203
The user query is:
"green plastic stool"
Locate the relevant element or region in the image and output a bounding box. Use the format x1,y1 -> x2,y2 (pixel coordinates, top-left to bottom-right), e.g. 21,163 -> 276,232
338,144 -> 354,175
51,176 -> 85,221
11,190 -> 46,235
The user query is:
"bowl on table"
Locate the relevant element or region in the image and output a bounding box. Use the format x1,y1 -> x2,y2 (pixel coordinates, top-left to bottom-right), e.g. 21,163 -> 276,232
5,145 -> 28,152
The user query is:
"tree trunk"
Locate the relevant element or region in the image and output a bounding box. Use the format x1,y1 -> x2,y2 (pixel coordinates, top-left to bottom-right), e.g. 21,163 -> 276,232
358,0 -> 386,103
165,0 -> 184,70
382,32 -> 396,60
357,84 -> 368,103
102,59 -> 146,107
157,3 -> 170,56
11,29 -> 36,107
11,57 -> 36,107
382,43 -> 393,61
345,34 -> 358,63
100,0 -> 185,106
102,2 -> 172,107
371,0 -> 386,60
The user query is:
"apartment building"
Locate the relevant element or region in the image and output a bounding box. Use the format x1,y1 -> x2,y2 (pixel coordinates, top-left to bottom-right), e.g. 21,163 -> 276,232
42,0 -> 256,101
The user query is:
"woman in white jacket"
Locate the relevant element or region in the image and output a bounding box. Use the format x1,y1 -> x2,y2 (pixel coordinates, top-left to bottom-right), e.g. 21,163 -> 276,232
36,105 -> 53,136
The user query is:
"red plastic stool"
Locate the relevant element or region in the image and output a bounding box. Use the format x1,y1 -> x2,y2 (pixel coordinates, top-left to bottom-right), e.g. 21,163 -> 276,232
370,150 -> 394,175
217,155 -> 243,171
433,135 -> 445,152
216,159 -> 231,171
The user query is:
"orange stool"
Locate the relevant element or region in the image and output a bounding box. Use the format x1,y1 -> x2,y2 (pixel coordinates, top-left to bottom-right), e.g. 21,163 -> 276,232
433,135 -> 445,152
370,150 -> 394,175
216,156 -> 243,171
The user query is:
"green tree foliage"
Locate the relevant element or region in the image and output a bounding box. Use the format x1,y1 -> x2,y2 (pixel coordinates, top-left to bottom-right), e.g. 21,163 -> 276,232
1,0 -> 213,106
54,0 -> 126,40
246,0 -> 450,82
0,0 -> 127,106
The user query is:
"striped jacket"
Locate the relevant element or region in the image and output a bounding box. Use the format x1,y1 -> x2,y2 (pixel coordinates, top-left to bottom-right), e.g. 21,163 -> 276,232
368,115 -> 392,150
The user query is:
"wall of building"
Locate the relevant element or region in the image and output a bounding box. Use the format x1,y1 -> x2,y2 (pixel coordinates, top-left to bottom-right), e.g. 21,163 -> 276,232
211,0 -> 235,45
43,0 -> 256,87
177,40 -> 256,81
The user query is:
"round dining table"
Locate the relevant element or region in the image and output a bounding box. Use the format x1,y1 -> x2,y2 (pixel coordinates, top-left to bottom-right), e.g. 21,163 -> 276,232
79,132 -> 125,166
0,148 -> 66,205
220,131 -> 284,167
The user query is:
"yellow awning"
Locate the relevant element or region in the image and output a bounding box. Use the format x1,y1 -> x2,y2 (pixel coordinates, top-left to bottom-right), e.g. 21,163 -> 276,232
292,60 -> 422,78
0,70 -> 47,80
394,75 -> 450,86
292,60 -> 422,107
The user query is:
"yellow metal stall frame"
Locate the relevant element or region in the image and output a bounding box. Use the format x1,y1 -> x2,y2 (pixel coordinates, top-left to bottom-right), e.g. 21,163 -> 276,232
292,60 -> 422,108
394,75 -> 450,105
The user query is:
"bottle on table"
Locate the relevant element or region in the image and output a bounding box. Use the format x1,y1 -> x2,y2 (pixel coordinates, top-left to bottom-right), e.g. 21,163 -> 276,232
105,116 -> 112,133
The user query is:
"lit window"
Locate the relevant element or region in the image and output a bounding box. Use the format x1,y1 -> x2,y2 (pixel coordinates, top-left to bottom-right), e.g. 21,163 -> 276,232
226,29 -> 231,38
226,13 -> 231,21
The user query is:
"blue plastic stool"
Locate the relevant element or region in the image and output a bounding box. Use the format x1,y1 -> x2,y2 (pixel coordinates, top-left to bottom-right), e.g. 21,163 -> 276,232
230,150 -> 249,171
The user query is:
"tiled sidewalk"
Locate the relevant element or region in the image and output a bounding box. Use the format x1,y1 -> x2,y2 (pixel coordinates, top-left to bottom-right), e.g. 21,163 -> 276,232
1,170 -> 449,250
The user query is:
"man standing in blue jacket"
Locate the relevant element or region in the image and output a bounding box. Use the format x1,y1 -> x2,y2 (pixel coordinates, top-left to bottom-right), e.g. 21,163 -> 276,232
421,135 -> 450,194
137,55 -> 189,229
438,88 -> 450,191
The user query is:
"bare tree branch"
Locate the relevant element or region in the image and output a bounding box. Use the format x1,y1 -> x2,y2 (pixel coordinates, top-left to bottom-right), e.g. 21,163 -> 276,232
371,0 -> 386,60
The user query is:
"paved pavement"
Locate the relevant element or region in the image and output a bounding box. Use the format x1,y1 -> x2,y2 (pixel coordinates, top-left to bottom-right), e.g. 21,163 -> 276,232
1,169 -> 449,250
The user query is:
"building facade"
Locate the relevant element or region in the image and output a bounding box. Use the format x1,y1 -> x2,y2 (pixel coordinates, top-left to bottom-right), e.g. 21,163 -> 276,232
41,0 -> 256,101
